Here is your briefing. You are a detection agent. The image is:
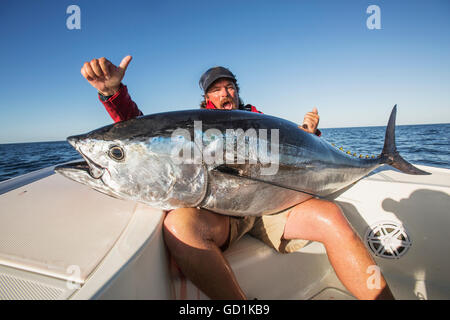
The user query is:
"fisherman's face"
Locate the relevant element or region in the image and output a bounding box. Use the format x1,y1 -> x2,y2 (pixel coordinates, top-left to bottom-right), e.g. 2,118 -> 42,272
205,78 -> 239,110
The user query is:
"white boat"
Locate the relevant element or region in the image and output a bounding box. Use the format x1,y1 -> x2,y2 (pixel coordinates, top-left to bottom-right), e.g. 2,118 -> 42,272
0,163 -> 449,300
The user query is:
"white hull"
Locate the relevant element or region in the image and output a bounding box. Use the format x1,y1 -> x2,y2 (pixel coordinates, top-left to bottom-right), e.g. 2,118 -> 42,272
0,164 -> 449,300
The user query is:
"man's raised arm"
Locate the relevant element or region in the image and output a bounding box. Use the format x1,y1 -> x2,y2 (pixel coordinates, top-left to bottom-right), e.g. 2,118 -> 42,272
81,55 -> 143,122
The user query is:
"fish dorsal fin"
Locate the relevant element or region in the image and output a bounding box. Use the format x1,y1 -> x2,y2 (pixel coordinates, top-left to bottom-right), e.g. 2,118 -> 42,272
213,164 -> 322,198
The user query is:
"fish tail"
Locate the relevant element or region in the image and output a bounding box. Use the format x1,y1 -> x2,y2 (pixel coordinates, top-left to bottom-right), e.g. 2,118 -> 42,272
380,105 -> 430,175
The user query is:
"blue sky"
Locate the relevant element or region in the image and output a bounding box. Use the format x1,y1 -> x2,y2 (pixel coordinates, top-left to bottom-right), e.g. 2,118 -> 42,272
0,0 -> 449,143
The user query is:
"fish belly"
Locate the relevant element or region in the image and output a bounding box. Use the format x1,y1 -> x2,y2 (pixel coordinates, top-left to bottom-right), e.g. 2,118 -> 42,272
200,170 -> 312,217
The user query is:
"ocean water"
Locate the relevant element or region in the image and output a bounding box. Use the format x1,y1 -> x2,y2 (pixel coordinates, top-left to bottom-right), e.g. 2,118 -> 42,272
0,141 -> 81,182
0,123 -> 449,183
320,123 -> 450,169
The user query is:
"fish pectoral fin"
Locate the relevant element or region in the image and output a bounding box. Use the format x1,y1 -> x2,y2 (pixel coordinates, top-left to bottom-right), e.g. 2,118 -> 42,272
213,164 -> 242,176
212,164 -> 321,198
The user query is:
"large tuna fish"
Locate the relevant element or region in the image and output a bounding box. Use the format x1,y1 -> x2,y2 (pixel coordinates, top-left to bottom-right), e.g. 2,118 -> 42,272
55,105 -> 428,217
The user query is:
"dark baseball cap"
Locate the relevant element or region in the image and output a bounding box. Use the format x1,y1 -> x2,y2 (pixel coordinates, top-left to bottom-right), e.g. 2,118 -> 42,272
199,66 -> 237,93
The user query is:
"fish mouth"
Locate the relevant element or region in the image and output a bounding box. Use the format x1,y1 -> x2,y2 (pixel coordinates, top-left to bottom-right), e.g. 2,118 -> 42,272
55,160 -> 91,179
55,159 -> 120,200
55,160 -> 90,172
77,149 -> 105,179
56,135 -> 105,180
55,159 -> 103,178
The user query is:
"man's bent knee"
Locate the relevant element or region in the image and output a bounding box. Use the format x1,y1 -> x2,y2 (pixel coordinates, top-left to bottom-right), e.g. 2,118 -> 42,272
284,198 -> 354,243
311,199 -> 347,228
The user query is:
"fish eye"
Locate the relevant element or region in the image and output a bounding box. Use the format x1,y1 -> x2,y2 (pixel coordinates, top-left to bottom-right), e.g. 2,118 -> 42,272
108,146 -> 125,161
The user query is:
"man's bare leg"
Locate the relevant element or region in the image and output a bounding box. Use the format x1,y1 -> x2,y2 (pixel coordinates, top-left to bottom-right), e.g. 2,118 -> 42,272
163,207 -> 246,300
283,198 -> 394,300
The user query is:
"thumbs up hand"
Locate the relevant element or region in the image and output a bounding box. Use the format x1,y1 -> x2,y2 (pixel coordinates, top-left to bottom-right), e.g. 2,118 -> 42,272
81,55 -> 132,96
299,107 -> 320,134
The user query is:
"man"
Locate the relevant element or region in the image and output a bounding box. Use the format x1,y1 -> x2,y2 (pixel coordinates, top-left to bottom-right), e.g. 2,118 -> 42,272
81,56 -> 394,300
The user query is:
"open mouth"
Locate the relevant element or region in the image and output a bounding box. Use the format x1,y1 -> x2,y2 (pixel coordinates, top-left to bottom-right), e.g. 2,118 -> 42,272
221,101 -> 233,110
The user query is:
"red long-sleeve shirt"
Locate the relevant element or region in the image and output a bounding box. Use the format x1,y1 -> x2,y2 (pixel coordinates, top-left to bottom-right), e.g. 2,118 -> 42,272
98,84 -> 320,136
98,84 -> 143,123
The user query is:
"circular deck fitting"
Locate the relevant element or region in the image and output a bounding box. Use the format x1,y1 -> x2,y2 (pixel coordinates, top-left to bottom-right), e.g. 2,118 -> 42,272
365,221 -> 412,259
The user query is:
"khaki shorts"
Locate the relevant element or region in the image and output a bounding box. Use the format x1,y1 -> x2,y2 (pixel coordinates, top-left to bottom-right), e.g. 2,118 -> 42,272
223,208 -> 310,254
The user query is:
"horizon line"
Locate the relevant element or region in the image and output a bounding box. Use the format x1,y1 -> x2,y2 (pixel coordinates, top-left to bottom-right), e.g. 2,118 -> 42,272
1,122 -> 448,145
